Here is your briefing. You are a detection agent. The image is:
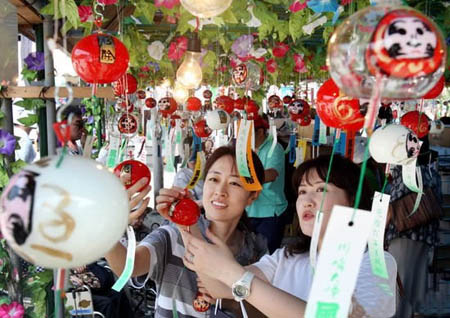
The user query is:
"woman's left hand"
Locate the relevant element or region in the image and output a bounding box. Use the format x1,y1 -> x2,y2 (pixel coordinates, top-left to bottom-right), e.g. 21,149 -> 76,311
127,177 -> 151,225
181,228 -> 240,282
349,297 -> 367,318
197,277 -> 215,304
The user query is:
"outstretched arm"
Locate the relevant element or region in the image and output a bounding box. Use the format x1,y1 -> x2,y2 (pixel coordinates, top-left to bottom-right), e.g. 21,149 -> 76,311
105,178 -> 151,277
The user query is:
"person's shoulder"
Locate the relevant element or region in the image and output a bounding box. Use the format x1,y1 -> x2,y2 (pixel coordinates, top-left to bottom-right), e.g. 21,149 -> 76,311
270,247 -> 309,262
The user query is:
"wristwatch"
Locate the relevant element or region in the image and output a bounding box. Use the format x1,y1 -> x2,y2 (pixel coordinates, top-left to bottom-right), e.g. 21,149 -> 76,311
231,271 -> 255,302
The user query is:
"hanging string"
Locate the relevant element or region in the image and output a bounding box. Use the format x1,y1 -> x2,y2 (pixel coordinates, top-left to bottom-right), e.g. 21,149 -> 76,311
50,0 -> 73,169
380,174 -> 389,195
350,137 -> 371,222
318,130 -> 341,215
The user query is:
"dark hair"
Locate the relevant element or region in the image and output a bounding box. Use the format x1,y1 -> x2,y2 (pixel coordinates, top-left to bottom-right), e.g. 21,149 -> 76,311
203,145 -> 265,231
60,105 -> 82,121
285,154 -> 374,257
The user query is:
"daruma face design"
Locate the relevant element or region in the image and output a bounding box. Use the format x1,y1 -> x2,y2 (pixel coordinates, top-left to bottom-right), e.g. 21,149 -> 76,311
385,17 -> 436,59
1,170 -> 39,246
0,156 -> 129,269
369,124 -> 422,165
232,64 -> 247,85
327,5 -> 446,100
268,95 -> 283,110
366,9 -> 445,79
288,99 -> 310,117
232,62 -> 264,91
406,132 -> 421,158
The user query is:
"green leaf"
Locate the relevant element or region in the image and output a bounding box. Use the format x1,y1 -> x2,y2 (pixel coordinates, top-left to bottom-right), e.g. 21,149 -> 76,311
18,114 -> 38,126
32,98 -> 45,109
274,21 -> 289,42
176,7 -> 195,35
252,89 -> 265,108
61,19 -> 73,36
21,66 -> 38,82
218,33 -> 233,53
14,99 -> 33,110
0,168 -> 9,189
61,0 -> 80,30
253,2 -> 277,40
40,0 -> 55,16
322,25 -> 335,44
134,0 -> 157,25
10,160 -> 26,174
289,10 -> 307,42
262,0 -> 281,3
0,297 -> 10,306
83,22 -> 94,37
202,50 -> 217,78
220,8 -> 238,24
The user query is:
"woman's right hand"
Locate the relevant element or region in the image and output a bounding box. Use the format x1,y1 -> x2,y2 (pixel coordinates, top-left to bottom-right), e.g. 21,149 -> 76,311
127,177 -> 151,225
182,228 -> 243,283
155,186 -> 190,221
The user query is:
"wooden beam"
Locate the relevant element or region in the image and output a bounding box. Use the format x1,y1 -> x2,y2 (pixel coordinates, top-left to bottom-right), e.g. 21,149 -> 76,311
0,86 -> 115,99
9,0 -> 43,25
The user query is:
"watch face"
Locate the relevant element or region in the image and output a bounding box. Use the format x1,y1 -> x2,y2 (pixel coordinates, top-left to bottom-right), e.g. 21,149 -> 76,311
234,285 -> 248,298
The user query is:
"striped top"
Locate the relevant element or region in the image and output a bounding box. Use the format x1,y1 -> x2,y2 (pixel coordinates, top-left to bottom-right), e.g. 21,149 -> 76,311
131,216 -> 267,318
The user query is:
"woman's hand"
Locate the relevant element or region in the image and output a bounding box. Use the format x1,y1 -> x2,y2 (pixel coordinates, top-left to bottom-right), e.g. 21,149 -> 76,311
155,186 -> 197,232
127,177 -> 151,225
182,228 -> 241,282
197,277 -> 215,304
73,265 -> 86,274
349,297 -> 367,318
155,186 -> 189,219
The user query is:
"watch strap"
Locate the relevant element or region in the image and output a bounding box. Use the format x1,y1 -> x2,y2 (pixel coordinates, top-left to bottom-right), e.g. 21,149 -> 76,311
232,271 -> 255,302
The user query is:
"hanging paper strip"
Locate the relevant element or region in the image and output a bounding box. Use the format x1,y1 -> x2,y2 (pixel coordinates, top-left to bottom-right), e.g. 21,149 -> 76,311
112,226 -> 136,291
285,133 -> 294,155
289,134 -> 297,164
146,119 -> 152,141
118,138 -> 128,163
190,133 -> 202,162
165,128 -> 176,172
335,131 -> 347,156
402,162 -> 424,216
319,119 -> 327,144
268,124 -> 278,159
345,130 -> 356,160
368,192 -> 390,279
180,144 -> 189,168
239,121 -> 263,191
106,135 -> 120,168
175,120 -> 182,144
187,151 -> 206,190
236,119 -> 252,178
305,206 -> 374,318
294,139 -> 308,167
312,117 -> 321,146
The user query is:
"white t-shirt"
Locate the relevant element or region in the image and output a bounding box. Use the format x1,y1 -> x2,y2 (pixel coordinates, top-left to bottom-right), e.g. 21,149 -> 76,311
253,247 -> 397,318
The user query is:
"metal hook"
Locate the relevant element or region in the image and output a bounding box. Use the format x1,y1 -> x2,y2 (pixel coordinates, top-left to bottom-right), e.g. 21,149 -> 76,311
46,37 -> 74,123
94,1 -> 105,23
55,82 -> 74,123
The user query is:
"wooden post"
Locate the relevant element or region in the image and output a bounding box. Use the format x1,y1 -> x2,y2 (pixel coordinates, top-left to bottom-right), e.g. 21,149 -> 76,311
43,15 -> 56,156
